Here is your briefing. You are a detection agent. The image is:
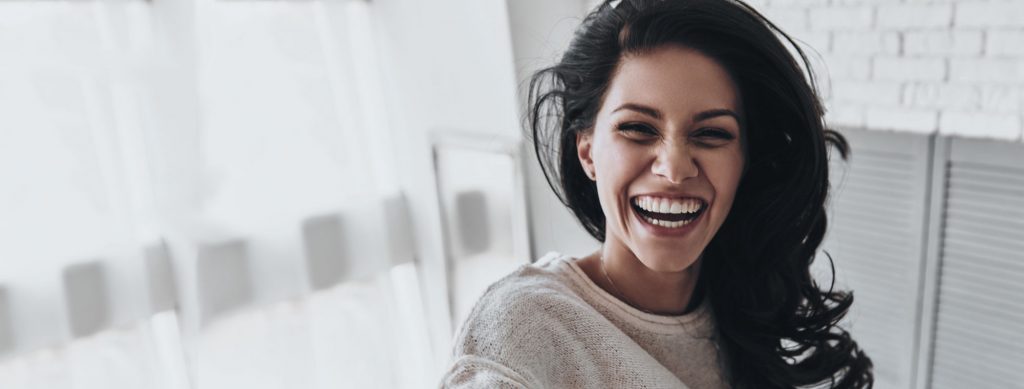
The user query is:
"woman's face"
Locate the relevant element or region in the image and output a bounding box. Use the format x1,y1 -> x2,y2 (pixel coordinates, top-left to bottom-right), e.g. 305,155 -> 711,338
577,45 -> 745,273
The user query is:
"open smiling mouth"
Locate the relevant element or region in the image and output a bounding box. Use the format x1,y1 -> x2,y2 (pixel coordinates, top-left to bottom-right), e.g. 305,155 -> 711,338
630,195 -> 707,229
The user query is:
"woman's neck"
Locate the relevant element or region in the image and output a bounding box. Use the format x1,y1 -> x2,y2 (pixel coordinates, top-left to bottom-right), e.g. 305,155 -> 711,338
579,247 -> 702,315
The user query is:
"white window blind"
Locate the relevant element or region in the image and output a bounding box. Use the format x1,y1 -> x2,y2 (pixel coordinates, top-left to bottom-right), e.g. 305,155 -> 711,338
927,138 -> 1024,388
817,128 -> 934,389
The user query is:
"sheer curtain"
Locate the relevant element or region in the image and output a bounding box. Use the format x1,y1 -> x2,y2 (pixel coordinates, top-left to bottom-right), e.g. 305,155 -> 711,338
0,0 -> 431,388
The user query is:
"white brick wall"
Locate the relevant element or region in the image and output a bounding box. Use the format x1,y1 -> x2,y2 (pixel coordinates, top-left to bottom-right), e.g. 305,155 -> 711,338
809,7 -> 874,31
903,83 -> 978,110
939,111 -> 1021,139
874,57 -> 947,81
904,31 -> 982,56
987,30 -> 1024,57
833,32 -> 900,55
955,2 -> 1024,28
756,0 -> 1024,142
877,4 -> 952,30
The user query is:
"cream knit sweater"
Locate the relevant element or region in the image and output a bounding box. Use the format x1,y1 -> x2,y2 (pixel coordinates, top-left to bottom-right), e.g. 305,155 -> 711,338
440,252 -> 730,389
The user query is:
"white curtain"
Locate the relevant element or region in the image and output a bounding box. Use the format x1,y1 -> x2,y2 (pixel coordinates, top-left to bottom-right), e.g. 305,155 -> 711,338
0,0 -> 432,388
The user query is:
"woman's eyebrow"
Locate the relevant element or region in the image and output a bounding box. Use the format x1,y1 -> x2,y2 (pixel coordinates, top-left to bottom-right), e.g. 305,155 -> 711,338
612,103 -> 740,123
612,103 -> 662,119
694,108 -> 741,123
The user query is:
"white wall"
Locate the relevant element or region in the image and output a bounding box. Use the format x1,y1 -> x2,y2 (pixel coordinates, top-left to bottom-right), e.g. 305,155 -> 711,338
747,0 -> 1024,142
505,0 -> 603,263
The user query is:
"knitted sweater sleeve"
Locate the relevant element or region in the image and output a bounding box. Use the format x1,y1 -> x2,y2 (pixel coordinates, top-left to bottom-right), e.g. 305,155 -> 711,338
439,269 -> 575,388
440,355 -> 533,388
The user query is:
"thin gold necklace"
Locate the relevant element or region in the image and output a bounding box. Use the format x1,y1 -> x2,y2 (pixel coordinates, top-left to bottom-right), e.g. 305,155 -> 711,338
599,255 -> 657,314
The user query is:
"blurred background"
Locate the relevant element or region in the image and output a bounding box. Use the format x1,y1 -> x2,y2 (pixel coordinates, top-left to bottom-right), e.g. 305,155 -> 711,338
0,0 -> 1021,388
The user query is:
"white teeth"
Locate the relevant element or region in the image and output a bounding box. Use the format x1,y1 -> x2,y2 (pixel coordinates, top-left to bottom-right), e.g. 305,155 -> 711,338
642,215 -> 695,229
633,195 -> 704,215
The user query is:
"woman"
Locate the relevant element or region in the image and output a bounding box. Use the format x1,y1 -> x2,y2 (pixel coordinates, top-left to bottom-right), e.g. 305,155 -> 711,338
442,0 -> 873,387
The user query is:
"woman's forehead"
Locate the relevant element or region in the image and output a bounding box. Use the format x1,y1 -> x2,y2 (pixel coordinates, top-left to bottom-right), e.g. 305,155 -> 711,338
604,46 -> 741,117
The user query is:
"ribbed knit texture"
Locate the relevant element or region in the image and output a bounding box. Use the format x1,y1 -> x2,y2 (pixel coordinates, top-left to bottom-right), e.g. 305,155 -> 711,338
440,252 -> 730,388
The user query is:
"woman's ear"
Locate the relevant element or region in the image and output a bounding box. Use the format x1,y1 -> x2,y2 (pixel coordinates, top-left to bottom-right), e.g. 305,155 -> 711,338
577,131 -> 596,181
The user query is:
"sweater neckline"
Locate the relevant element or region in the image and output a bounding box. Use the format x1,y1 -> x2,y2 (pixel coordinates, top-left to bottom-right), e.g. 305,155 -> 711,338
553,253 -> 713,332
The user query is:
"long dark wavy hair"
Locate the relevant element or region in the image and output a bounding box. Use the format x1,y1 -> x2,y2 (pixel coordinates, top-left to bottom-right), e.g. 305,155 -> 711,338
526,0 -> 873,387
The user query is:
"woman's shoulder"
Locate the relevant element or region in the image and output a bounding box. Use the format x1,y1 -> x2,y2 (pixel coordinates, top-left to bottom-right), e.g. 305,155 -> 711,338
451,252 -> 596,349
446,252 -> 601,386
487,251 -> 576,298
461,253 -> 587,322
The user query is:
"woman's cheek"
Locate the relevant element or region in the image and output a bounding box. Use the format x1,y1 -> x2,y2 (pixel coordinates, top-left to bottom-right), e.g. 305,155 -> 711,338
610,139 -> 648,171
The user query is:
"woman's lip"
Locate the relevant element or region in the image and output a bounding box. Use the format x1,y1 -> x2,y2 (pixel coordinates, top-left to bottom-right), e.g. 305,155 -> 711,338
632,200 -> 706,237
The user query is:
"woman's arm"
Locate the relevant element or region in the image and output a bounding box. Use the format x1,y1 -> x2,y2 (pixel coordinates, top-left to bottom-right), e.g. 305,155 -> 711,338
440,355 -> 534,389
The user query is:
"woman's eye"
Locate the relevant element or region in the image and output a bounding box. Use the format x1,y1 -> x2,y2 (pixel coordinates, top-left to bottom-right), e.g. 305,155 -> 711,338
617,123 -> 658,137
695,128 -> 735,141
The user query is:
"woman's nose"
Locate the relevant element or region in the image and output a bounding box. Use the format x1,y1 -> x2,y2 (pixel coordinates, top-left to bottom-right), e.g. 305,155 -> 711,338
651,142 -> 699,184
